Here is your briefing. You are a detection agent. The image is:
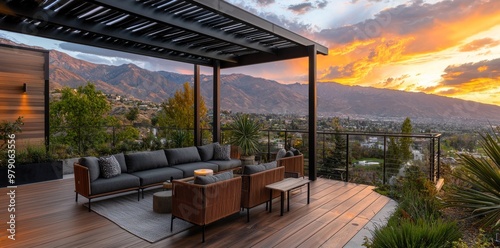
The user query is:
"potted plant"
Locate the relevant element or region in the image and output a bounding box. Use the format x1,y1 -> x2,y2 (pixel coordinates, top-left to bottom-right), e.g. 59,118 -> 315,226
228,114 -> 262,165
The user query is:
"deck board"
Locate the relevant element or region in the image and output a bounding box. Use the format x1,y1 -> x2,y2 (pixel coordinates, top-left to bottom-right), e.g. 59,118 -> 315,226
0,177 -> 392,247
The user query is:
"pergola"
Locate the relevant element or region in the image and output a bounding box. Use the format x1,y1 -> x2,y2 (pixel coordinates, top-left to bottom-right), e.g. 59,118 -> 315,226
0,0 -> 328,180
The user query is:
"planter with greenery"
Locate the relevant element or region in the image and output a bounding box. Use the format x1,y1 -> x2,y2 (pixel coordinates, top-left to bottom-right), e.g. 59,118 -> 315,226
0,144 -> 63,187
228,114 -> 262,165
0,117 -> 62,187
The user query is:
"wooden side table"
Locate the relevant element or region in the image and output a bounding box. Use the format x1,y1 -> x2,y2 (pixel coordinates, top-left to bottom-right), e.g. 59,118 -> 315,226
265,178 -> 311,216
153,191 -> 172,213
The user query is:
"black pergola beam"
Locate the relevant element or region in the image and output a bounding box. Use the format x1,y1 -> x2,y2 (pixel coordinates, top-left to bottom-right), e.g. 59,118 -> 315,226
0,19 -> 214,67
193,0 -> 328,55
220,46 -> 312,69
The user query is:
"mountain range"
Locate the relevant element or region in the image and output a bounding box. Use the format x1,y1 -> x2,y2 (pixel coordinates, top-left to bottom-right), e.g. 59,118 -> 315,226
3,38 -> 500,123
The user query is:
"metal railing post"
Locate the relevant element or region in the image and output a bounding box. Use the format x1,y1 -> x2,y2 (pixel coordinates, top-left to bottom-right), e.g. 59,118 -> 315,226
345,134 -> 349,182
383,135 -> 387,185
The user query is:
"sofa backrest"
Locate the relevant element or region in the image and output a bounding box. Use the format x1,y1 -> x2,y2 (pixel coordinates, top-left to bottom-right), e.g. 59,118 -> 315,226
125,150 -> 168,173
78,156 -> 100,182
165,146 -> 202,165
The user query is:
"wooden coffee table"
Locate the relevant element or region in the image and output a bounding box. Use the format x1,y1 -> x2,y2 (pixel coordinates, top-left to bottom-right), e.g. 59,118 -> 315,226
266,178 -> 311,216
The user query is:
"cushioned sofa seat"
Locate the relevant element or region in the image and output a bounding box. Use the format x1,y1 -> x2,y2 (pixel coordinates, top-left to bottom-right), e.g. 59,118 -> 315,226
171,162 -> 219,177
91,173 -> 140,195
207,159 -> 242,171
131,167 -> 184,186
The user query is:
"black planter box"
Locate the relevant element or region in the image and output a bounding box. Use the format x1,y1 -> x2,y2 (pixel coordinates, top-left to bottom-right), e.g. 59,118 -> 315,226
0,161 -> 63,187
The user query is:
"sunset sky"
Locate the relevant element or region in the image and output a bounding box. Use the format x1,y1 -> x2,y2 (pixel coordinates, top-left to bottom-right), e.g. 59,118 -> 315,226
1,0 -> 499,106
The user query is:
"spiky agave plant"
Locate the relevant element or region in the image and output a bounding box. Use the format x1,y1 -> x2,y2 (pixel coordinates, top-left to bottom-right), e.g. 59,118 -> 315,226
228,114 -> 262,156
446,133 -> 500,229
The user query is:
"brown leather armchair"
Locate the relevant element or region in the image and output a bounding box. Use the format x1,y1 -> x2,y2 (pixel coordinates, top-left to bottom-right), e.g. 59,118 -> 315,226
170,176 -> 242,242
241,166 -> 285,222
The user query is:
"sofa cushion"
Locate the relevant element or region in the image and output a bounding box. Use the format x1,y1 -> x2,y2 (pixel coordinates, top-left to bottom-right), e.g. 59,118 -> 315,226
207,159 -> 242,171
213,143 -> 231,160
90,173 -> 140,195
197,143 -> 215,161
125,150 -> 168,173
165,147 -> 202,165
243,161 -> 277,175
131,167 -> 184,186
98,155 -> 121,179
276,148 -> 287,160
113,152 -> 127,173
171,162 -> 219,178
79,156 -> 100,182
194,171 -> 233,185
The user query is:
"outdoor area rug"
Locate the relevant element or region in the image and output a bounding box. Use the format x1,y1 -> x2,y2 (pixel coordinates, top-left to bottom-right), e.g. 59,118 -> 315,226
85,190 -> 193,243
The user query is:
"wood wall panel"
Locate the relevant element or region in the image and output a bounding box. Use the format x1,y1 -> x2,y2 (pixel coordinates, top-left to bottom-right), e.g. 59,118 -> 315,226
0,45 -> 48,148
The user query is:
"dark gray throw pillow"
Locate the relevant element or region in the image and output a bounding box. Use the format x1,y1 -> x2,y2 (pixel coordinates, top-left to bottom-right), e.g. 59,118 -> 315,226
290,147 -> 302,156
194,171 -> 234,185
98,155 -> 121,179
197,143 -> 215,161
213,143 -> 231,161
276,148 -> 287,160
285,151 -> 294,157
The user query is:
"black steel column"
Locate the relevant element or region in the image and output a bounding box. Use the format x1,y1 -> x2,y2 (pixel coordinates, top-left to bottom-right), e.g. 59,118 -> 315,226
213,61 -> 221,143
308,45 -> 317,181
194,64 -> 201,146
44,51 -> 50,152
437,136 -> 441,179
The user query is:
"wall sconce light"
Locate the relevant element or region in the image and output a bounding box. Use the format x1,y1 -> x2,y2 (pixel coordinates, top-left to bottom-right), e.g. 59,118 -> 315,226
23,83 -> 27,93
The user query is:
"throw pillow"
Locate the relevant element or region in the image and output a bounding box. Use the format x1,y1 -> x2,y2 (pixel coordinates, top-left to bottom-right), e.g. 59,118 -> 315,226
98,155 -> 121,179
290,147 -> 302,156
275,148 -> 287,161
285,151 -> 294,157
194,171 -> 234,185
213,143 -> 231,161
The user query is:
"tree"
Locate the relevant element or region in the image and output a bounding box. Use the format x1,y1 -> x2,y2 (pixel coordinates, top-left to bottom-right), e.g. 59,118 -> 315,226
157,82 -> 208,147
50,83 -> 112,154
386,117 -> 413,171
125,107 -> 139,123
400,117 -> 413,161
321,117 -> 347,178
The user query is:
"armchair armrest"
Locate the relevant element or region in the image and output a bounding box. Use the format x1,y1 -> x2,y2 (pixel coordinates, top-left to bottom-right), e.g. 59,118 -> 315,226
277,154 -> 304,178
74,163 -> 91,197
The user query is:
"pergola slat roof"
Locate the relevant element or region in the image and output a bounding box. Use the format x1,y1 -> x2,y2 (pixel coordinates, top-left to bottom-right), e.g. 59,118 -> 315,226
0,0 -> 328,68
0,0 -> 328,181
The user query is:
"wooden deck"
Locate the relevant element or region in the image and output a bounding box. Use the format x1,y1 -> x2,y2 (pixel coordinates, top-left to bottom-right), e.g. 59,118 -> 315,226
0,177 -> 391,248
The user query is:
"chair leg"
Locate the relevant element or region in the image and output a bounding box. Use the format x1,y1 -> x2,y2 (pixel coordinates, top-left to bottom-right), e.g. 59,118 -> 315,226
75,192 -> 78,202
88,199 -> 91,212
202,225 -> 205,243
170,216 -> 174,232
137,189 -> 140,201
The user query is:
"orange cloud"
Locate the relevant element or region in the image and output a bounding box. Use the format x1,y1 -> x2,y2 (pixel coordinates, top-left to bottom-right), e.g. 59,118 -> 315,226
459,38 -> 500,52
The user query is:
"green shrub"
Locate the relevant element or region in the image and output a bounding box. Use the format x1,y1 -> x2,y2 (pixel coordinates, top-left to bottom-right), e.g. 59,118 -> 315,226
446,133 -> 500,229
366,219 -> 461,248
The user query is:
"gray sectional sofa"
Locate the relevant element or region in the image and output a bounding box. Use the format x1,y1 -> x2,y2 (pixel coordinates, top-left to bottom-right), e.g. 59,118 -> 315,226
74,143 -> 241,211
